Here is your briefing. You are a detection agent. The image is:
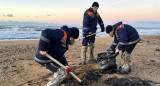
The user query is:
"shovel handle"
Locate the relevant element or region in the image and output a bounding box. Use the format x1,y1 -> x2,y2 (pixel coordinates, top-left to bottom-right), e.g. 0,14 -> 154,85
76,31 -> 101,42
39,51 -> 82,83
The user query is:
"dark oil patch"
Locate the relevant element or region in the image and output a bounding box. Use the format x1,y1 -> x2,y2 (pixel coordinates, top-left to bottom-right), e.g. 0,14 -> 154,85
61,70 -> 101,86
104,77 -> 157,86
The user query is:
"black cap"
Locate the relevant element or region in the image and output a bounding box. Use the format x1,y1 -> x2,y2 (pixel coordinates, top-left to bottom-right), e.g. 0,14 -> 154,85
106,25 -> 113,33
92,2 -> 99,7
70,27 -> 79,39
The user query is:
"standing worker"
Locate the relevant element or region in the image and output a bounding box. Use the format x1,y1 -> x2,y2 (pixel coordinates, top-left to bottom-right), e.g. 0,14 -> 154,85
106,21 -> 141,74
35,26 -> 79,86
80,2 -> 105,65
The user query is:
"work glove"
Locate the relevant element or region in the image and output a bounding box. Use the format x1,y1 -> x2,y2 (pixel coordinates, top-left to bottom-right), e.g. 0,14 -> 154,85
115,49 -> 120,55
101,28 -> 105,32
39,51 -> 47,56
66,66 -> 71,73
116,49 -> 119,53
107,48 -> 115,54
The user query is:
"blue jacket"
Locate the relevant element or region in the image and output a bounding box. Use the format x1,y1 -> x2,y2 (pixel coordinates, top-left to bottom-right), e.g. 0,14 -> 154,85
35,26 -> 71,65
83,8 -> 104,34
110,22 -> 140,50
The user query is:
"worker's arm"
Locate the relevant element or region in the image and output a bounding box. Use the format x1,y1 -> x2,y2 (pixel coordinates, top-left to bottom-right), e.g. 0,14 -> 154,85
38,29 -> 59,51
98,14 -> 105,32
117,28 -> 128,51
61,55 -> 68,66
82,12 -> 91,36
109,36 -> 119,50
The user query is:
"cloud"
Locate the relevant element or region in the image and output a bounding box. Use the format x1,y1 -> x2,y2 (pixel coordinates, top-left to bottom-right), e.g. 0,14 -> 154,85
2,14 -> 14,17
7,14 -> 13,17
47,14 -> 51,16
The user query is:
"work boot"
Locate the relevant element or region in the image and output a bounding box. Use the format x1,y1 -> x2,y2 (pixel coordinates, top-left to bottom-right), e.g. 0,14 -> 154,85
88,43 -> 97,62
45,67 -> 68,86
118,51 -> 131,74
80,46 -> 88,65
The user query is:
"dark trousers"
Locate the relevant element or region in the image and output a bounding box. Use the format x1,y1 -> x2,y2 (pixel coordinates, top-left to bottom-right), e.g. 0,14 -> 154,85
82,35 -> 96,46
35,56 -> 68,73
122,43 -> 137,54
36,61 -> 60,73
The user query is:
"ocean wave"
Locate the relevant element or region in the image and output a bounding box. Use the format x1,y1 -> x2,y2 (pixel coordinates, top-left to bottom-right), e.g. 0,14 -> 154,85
0,25 -> 160,41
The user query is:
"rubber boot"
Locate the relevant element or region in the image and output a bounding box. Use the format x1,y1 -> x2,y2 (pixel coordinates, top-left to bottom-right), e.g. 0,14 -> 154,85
45,67 -> 68,86
118,51 -> 131,74
80,46 -> 88,65
88,43 -> 97,62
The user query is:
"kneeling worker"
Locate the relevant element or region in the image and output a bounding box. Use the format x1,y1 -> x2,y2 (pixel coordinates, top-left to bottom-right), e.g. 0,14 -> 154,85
106,22 -> 140,74
35,26 -> 79,86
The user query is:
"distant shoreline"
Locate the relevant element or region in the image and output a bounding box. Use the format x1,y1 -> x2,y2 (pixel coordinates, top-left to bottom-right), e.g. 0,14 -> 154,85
0,34 -> 160,41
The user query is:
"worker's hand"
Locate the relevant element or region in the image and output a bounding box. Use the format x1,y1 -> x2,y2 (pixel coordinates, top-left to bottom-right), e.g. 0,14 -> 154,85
39,51 -> 47,56
115,49 -> 120,56
101,28 -> 105,32
116,49 -> 119,53
66,67 -> 71,73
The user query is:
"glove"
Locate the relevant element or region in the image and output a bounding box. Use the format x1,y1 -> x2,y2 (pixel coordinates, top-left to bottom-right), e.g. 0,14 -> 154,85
39,51 -> 47,56
66,67 -> 71,73
116,49 -> 119,53
107,48 -> 115,54
101,28 -> 105,32
115,49 -> 119,56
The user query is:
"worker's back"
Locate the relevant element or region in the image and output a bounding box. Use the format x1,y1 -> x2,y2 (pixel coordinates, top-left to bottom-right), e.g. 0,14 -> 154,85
35,26 -> 71,60
124,24 -> 140,42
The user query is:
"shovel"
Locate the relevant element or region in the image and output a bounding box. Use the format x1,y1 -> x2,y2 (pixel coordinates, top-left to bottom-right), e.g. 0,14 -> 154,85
39,51 -> 82,83
76,31 -> 101,42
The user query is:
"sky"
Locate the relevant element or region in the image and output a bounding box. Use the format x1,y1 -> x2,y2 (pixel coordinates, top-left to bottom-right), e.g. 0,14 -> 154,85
0,0 -> 160,24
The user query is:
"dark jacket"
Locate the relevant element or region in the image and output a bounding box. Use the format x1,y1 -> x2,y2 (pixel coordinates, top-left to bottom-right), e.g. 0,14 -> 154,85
110,22 -> 140,50
35,26 -> 71,65
83,8 -> 104,34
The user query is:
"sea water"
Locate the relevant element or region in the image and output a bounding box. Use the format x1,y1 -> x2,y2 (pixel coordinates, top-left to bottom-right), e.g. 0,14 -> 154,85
0,25 -> 160,41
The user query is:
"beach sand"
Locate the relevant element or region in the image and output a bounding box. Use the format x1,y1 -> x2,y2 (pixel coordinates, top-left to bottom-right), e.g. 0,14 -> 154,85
0,35 -> 160,86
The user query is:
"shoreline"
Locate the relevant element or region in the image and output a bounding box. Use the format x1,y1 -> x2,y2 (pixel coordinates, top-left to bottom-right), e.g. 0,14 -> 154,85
0,34 -> 160,42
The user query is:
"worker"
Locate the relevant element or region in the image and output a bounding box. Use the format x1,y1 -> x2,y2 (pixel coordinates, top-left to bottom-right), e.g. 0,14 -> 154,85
35,25 -> 79,86
80,2 -> 105,65
105,21 -> 140,74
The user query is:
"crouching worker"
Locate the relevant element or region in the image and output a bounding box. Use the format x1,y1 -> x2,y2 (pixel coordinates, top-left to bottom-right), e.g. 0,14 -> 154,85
106,22 -> 140,74
35,26 -> 79,86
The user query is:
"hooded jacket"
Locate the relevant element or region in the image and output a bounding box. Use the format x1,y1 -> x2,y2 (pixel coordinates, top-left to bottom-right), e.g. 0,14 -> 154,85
110,22 -> 140,50
83,8 -> 104,34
